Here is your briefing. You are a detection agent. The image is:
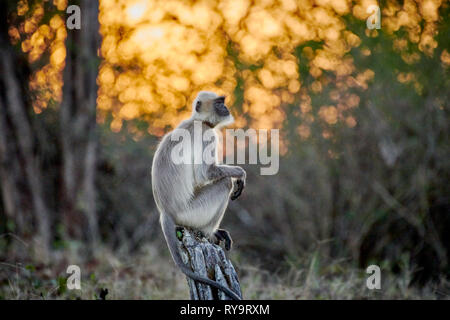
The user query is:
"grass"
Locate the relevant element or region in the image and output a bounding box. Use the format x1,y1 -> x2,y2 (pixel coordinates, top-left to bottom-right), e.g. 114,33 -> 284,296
1,240 -> 448,300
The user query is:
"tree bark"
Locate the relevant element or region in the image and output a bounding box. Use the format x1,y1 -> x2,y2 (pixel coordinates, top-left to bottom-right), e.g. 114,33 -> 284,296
0,3 -> 51,258
177,228 -> 243,300
0,0 -> 101,254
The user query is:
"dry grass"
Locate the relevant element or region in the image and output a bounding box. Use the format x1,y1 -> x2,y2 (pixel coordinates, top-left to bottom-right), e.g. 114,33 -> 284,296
0,241 -> 447,300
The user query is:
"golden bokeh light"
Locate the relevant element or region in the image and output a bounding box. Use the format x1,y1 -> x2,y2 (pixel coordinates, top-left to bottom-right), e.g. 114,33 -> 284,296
14,1 -> 67,113
96,0 -> 373,134
13,0 -> 447,139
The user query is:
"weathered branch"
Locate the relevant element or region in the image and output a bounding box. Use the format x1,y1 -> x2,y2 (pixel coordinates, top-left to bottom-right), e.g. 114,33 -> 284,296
177,228 -> 242,300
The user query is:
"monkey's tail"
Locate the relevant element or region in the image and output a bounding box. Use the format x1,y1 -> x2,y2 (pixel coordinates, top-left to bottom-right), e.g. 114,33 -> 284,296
160,213 -> 242,300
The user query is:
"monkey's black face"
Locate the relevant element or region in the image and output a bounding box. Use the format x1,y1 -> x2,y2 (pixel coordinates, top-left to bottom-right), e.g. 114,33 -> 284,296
213,96 -> 229,117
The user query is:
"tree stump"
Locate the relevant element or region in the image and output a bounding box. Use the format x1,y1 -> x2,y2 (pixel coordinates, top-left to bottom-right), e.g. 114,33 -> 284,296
177,228 -> 243,300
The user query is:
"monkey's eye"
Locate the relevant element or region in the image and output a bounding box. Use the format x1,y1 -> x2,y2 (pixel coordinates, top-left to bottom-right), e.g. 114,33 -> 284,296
195,100 -> 201,112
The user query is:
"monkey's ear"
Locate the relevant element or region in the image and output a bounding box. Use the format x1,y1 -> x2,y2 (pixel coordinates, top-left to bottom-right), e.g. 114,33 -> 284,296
195,100 -> 201,112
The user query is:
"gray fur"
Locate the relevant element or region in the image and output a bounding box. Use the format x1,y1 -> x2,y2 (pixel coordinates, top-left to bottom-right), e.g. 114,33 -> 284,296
151,91 -> 246,300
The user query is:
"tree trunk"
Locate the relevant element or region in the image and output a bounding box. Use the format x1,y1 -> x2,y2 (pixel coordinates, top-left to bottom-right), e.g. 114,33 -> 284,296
177,228 -> 243,300
60,0 -> 100,246
0,2 -> 51,259
0,0 -> 101,255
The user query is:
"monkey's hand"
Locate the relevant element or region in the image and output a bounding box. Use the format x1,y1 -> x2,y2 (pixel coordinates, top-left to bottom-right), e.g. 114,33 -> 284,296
231,168 -> 246,201
231,178 -> 245,201
212,229 -> 233,251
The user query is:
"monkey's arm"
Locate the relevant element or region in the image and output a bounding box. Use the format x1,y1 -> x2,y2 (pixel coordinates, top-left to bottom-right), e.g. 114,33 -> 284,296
205,164 -> 246,182
204,164 -> 246,201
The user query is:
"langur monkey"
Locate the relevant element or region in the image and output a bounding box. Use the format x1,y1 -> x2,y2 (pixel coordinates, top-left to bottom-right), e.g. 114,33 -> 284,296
151,91 -> 246,300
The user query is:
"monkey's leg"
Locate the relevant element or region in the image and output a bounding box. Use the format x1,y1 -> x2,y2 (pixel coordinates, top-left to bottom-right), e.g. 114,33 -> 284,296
180,177 -> 233,235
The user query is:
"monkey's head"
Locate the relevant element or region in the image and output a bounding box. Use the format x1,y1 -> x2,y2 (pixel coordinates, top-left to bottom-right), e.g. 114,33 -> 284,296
192,91 -> 234,128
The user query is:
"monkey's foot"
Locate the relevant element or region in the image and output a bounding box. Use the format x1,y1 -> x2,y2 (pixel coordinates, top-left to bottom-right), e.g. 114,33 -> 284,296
180,227 -> 207,240
213,229 -> 233,251
231,179 -> 245,201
